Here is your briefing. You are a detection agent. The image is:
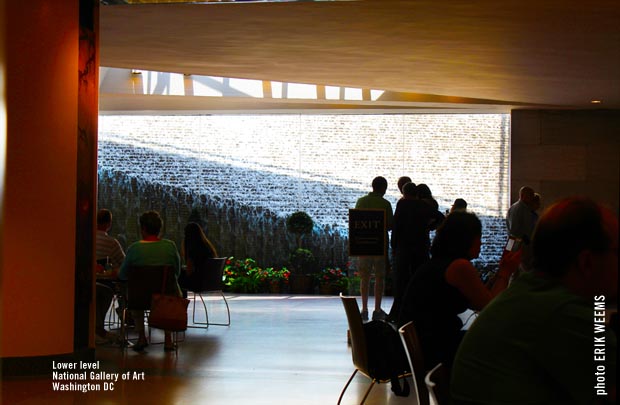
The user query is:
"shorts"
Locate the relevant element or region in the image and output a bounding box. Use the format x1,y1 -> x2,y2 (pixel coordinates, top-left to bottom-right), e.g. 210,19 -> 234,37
355,256 -> 386,278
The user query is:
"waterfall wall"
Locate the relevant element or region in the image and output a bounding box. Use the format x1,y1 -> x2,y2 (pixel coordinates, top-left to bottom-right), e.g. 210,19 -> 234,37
98,114 -> 510,270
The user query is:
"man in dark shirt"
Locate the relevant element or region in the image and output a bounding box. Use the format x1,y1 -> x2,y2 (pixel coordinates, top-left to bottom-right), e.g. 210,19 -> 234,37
388,182 -> 443,320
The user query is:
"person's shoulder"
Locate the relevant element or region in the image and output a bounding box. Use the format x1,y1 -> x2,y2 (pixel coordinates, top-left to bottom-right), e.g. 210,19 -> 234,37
355,194 -> 369,207
126,240 -> 140,250
160,238 -> 178,247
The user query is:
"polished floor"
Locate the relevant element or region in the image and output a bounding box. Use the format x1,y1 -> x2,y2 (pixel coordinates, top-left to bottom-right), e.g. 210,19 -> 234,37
3,294 -> 423,405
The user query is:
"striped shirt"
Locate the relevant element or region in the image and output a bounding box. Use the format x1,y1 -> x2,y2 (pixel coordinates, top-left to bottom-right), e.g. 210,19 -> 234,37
96,230 -> 126,267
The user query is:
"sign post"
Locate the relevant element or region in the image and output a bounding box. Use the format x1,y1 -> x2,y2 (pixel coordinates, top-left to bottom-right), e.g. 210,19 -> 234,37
348,209 -> 387,256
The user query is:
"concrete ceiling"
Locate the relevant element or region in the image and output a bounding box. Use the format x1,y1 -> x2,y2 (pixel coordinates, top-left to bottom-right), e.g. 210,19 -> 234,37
100,0 -> 620,113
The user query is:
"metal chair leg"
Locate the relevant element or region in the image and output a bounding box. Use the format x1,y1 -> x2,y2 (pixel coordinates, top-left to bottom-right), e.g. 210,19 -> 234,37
338,369 -> 358,404
360,380 -> 376,404
207,292 -> 230,327
187,291 -> 209,329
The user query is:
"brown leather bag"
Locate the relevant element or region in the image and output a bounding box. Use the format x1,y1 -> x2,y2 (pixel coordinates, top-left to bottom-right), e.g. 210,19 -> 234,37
148,267 -> 190,332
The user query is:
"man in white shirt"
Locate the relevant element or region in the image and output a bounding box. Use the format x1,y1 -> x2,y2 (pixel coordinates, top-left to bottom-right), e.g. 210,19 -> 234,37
95,209 -> 126,343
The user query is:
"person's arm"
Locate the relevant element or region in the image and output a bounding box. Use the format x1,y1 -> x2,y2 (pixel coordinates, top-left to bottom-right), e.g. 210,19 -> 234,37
118,246 -> 133,281
429,209 -> 445,231
111,239 -> 125,269
445,251 -> 521,311
185,257 -> 194,275
391,201 -> 403,248
173,244 -> 182,279
385,202 -> 394,231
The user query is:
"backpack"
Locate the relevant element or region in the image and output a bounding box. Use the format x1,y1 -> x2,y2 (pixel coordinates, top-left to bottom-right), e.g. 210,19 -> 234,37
363,320 -> 411,397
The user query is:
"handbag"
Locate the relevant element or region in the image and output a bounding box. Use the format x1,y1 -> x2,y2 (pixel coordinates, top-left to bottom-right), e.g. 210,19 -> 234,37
148,267 -> 190,332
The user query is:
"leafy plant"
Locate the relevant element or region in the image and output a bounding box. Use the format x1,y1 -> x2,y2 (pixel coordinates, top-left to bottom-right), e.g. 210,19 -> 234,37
223,257 -> 291,292
315,263 -> 351,290
286,211 -> 314,248
261,267 -> 291,284
288,248 -> 316,275
223,257 -> 262,293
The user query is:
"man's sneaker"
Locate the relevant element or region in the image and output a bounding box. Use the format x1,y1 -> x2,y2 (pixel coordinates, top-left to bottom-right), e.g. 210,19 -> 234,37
360,309 -> 369,321
372,309 -> 388,321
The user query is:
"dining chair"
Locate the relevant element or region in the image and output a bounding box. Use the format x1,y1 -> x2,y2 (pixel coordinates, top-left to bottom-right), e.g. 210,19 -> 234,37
123,265 -> 182,350
338,294 -> 410,404
425,363 -> 451,405
186,257 -> 230,328
399,321 -> 430,405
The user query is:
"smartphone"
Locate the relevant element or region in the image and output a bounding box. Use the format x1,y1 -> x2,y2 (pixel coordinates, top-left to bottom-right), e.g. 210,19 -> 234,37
505,236 -> 522,252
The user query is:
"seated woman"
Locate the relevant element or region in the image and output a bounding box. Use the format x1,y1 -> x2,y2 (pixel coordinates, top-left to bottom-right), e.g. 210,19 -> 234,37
398,211 -> 521,370
178,222 -> 218,293
119,210 -> 181,352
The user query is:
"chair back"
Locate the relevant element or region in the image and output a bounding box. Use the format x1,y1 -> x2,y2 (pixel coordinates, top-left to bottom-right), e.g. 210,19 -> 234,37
127,265 -> 178,310
189,257 -> 227,293
399,321 -> 429,405
425,363 -> 450,405
340,295 -> 369,373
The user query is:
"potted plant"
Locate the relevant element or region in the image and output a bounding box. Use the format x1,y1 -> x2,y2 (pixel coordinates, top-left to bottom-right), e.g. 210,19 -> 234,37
261,266 -> 290,294
223,257 -> 262,293
288,248 -> 316,294
286,211 -> 314,248
315,266 -> 349,295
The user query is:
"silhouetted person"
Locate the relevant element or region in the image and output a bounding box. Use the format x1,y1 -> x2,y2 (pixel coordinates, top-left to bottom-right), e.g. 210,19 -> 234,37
398,212 -> 521,370
397,176 -> 413,197
452,197 -> 618,404
178,222 -> 219,294
119,210 -> 181,352
94,209 -> 126,343
450,198 -> 468,213
389,182 -> 443,321
507,186 -> 537,272
354,176 -> 394,321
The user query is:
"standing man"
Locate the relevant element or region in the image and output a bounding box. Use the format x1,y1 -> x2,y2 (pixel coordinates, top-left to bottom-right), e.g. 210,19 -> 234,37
388,182 -> 443,321
506,186 -> 536,272
506,186 -> 536,244
355,176 -> 394,321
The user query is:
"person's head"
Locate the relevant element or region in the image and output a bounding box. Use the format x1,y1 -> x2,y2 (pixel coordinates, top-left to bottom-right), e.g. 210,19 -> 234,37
402,182 -> 418,199
431,211 -> 482,261
183,222 -> 217,260
519,186 -> 535,204
397,176 -> 413,194
416,183 -> 433,200
451,198 -> 468,213
371,176 -> 388,195
97,209 -> 112,231
184,222 -> 206,247
139,210 -> 163,237
532,197 -> 618,298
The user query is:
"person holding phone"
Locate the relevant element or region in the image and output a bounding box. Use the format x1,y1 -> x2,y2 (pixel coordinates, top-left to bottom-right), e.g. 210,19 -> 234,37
398,211 -> 521,370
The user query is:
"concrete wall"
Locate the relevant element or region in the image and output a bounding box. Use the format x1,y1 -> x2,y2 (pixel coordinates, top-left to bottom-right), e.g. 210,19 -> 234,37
98,113 -> 510,269
510,110 -> 619,212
